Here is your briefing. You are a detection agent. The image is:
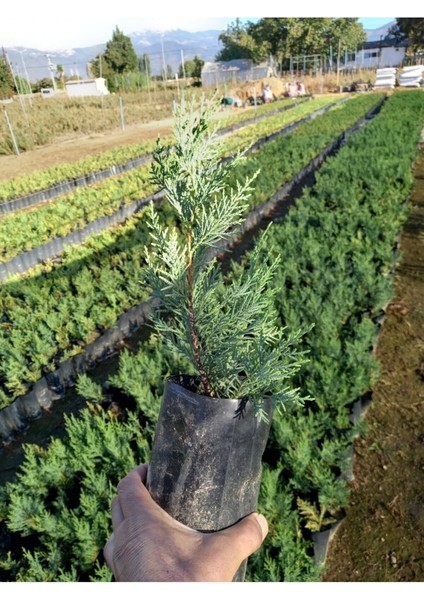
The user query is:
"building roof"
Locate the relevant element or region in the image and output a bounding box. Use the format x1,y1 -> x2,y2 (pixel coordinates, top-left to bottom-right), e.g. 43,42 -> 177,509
202,59 -> 268,73
363,37 -> 409,50
65,78 -> 106,85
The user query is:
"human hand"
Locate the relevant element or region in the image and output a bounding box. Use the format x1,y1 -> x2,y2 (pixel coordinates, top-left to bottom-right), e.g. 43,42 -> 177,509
104,464 -> 268,582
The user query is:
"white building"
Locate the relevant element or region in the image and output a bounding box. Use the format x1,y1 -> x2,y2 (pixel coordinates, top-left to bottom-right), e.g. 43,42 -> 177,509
342,38 -> 409,70
65,78 -> 110,97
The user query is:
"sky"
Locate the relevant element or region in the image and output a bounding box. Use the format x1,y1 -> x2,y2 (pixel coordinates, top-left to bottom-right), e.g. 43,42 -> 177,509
0,0 -> 410,51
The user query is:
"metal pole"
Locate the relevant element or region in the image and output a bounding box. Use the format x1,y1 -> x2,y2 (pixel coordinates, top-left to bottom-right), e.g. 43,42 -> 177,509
145,55 -> 152,103
46,54 -> 57,91
161,34 -> 166,81
3,107 -> 20,155
3,48 -> 27,119
17,50 -> 33,103
181,49 -> 186,80
336,40 -> 341,86
119,95 -> 125,130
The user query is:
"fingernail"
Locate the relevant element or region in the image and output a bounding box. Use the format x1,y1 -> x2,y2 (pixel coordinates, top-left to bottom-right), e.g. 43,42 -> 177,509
253,513 -> 269,539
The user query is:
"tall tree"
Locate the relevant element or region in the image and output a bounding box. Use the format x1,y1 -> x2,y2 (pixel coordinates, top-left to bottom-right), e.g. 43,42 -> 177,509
179,59 -> 195,78
103,26 -> 138,74
138,53 -> 151,77
192,56 -> 204,79
89,52 -> 112,79
216,19 -> 262,62
251,18 -> 366,62
216,18 -> 366,65
390,18 -> 424,51
179,55 -> 204,78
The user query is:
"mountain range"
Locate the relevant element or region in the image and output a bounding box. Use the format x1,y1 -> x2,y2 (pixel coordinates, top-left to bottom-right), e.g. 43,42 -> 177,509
4,22 -> 396,84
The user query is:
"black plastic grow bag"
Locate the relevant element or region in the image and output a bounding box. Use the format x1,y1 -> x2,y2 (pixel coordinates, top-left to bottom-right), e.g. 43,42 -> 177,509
147,375 -> 273,581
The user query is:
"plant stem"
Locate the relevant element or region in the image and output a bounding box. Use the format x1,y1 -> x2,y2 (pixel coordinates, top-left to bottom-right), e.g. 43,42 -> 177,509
187,232 -> 215,397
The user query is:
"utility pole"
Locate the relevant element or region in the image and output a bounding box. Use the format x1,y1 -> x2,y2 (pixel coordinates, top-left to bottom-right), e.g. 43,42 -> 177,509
2,104 -> 20,155
15,49 -> 33,103
336,39 -> 341,87
3,47 -> 28,119
180,49 -> 186,81
144,54 -> 152,103
160,34 -> 166,81
46,54 -> 57,91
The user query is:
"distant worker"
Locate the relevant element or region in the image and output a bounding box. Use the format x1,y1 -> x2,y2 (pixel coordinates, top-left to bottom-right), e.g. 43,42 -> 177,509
286,82 -> 298,98
296,81 -> 306,96
221,97 -> 234,107
262,84 -> 273,103
221,96 -> 242,108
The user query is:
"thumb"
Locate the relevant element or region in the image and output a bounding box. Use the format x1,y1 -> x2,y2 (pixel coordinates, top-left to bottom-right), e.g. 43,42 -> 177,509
219,512 -> 269,561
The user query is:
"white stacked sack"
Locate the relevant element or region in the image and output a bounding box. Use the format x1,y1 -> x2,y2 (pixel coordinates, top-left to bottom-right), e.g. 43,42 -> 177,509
373,68 -> 397,89
399,65 -> 424,88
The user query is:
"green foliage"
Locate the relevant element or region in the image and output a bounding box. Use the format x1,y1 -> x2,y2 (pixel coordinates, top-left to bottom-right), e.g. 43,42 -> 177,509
0,94 -> 383,411
296,498 -> 337,533
216,19 -> 263,63
0,55 -> 14,99
138,53 -> 151,76
144,96 -> 307,416
107,333 -> 192,426
75,374 -> 105,403
390,18 -> 424,52
88,27 -> 138,91
0,407 -> 148,581
1,91 -> 423,583
217,18 -> 367,64
246,463 -> 321,581
178,56 -> 204,79
104,26 -> 138,74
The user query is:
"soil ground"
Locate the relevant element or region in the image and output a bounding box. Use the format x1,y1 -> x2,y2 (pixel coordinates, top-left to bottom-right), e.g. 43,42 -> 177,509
1,104 -> 424,582
322,145 -> 424,582
0,118 -> 174,182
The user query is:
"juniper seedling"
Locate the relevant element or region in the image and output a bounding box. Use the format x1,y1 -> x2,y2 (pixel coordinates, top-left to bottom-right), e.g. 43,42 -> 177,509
144,96 -> 307,420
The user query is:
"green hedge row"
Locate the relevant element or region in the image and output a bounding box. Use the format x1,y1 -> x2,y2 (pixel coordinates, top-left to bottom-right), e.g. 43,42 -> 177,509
0,94 -> 381,410
0,96 -> 312,203
0,97 -> 338,264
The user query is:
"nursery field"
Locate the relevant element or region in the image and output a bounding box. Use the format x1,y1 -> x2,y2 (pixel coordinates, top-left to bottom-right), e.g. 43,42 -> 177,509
0,90 -> 423,582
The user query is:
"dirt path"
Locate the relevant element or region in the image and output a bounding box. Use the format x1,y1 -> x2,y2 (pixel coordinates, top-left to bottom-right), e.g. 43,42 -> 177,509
0,118 -> 174,182
322,146 -> 424,581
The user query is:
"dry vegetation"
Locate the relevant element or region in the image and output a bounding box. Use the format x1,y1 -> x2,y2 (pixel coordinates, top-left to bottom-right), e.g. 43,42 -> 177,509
0,86 -> 186,154
0,70 -> 381,156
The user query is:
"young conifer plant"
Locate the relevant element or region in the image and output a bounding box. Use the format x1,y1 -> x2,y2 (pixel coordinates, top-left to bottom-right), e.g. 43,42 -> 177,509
144,95 -> 306,421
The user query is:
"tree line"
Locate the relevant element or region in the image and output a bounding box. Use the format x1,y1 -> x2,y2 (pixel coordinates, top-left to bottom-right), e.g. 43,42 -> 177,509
1,18 -> 423,99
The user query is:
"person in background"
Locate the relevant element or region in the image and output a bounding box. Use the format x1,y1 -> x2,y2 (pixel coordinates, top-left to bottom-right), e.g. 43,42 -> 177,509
286,82 -> 298,98
296,81 -> 306,96
262,84 -> 273,103
104,464 -> 269,582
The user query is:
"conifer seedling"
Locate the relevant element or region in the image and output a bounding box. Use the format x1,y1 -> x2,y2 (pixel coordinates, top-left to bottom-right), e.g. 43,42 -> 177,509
144,95 -> 306,420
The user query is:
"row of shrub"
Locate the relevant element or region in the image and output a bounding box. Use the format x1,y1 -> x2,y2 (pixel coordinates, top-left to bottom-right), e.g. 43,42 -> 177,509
0,93 -> 381,410
0,95 -> 312,202
0,96 -> 339,263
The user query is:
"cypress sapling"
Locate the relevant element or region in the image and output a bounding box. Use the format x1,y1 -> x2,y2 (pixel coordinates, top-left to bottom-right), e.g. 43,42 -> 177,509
144,95 -> 307,419
143,96 -> 310,580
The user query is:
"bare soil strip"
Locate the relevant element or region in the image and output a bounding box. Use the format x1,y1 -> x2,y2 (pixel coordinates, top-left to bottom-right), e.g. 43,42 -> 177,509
323,146 -> 424,582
